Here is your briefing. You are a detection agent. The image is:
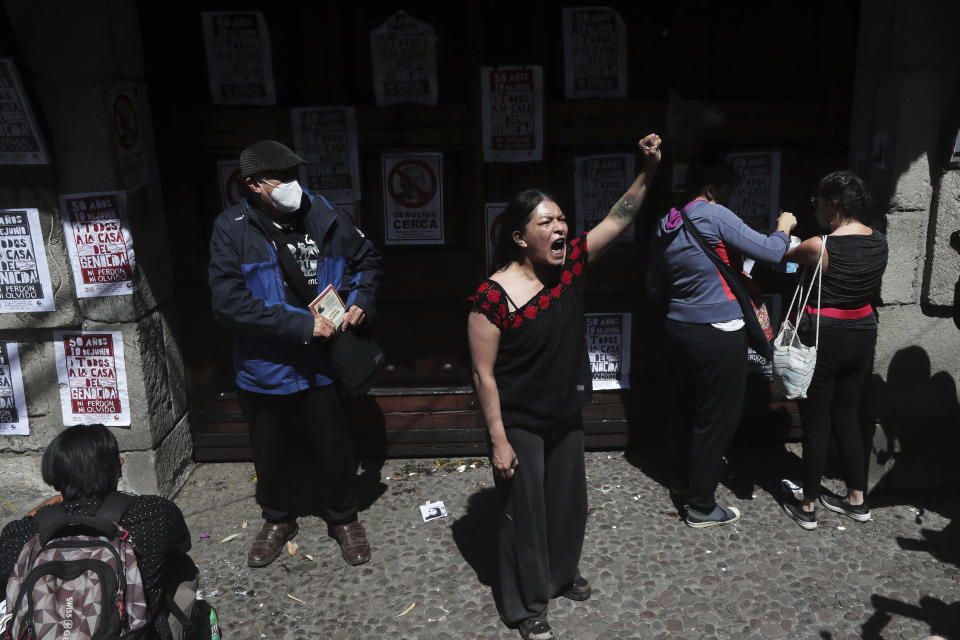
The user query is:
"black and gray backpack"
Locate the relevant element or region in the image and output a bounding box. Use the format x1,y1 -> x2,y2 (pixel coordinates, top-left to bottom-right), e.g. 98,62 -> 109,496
3,492 -> 149,640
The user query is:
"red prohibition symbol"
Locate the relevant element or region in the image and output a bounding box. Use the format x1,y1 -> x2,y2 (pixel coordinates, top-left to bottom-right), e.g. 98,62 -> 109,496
113,94 -> 138,150
387,159 -> 437,208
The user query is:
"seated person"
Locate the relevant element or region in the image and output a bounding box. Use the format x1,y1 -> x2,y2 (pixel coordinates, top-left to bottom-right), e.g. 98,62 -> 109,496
0,424 -> 192,640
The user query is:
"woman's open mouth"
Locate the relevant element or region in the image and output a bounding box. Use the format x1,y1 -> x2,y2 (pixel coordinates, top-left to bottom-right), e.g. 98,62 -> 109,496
551,237 -> 565,258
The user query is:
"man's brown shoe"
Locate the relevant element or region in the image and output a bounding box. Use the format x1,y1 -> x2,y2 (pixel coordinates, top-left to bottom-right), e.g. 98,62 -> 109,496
247,520 -> 298,568
332,521 -> 371,565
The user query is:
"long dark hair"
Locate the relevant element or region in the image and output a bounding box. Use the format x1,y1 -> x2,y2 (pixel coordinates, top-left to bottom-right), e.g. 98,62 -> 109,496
682,153 -> 739,204
41,424 -> 122,500
817,171 -> 870,221
492,188 -> 554,270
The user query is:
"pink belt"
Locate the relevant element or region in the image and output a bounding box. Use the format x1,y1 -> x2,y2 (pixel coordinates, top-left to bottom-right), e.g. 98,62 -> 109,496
804,304 -> 873,319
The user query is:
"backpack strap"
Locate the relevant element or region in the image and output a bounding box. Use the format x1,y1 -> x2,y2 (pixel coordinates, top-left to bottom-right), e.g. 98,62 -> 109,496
34,492 -> 135,545
35,506 -> 121,545
34,505 -> 71,544
97,491 -> 137,525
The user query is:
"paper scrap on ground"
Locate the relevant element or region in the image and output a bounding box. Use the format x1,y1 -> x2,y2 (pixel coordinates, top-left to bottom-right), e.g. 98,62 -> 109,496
420,500 -> 448,522
286,540 -> 297,555
219,533 -> 241,543
286,594 -> 306,604
395,602 -> 416,618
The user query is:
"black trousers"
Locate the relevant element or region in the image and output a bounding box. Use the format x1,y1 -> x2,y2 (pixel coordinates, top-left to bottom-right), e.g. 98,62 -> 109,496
798,326 -> 876,500
494,425 -> 587,626
663,319 -> 747,513
238,386 -> 357,525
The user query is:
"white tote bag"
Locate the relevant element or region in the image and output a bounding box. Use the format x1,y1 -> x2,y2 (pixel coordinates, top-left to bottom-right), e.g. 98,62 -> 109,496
772,237 -> 826,400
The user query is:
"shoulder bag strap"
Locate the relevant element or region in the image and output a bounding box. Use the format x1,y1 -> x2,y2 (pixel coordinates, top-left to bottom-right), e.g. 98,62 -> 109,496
254,210 -> 318,306
781,236 -> 826,348
679,206 -> 773,358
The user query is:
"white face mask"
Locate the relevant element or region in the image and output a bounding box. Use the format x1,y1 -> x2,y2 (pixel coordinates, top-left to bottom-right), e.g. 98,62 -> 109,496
260,178 -> 303,212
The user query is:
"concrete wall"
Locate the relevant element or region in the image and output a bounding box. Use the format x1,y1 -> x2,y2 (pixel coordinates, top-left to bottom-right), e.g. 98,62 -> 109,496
850,0 -> 960,491
0,0 -> 192,521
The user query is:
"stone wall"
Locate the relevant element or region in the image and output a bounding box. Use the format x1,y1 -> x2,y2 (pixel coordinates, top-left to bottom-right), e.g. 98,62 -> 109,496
0,0 -> 191,520
850,0 -> 960,491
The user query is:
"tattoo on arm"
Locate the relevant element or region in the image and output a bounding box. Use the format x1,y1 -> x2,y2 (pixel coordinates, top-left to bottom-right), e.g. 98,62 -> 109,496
613,195 -> 640,222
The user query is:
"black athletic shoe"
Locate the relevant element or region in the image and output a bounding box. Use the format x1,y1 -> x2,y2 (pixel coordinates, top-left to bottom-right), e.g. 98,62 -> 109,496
782,502 -> 817,530
819,495 -> 871,522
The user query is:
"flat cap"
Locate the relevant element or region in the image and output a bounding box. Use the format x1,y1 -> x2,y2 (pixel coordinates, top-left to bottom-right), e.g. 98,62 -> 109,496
239,140 -> 304,178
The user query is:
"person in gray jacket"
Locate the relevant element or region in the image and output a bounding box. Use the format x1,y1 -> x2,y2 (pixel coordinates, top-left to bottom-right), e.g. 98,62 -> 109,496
647,157 -> 796,527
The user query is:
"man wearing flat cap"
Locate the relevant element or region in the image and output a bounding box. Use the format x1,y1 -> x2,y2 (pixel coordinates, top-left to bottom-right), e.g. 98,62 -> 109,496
209,140 -> 381,567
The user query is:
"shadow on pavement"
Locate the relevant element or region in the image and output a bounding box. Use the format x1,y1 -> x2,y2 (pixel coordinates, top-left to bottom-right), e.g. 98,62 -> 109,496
450,487 -> 500,587
861,595 -> 959,640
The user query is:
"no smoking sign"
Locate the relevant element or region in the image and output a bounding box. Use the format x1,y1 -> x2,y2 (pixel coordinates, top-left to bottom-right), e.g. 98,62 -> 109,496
381,153 -> 444,245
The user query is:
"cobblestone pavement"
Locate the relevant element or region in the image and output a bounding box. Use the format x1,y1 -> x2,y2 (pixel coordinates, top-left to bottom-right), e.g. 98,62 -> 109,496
171,445 -> 959,640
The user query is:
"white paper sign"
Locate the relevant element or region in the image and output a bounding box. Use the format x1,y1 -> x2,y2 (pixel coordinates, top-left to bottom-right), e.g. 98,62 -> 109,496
54,331 -> 130,427
484,202 -> 508,274
481,66 -> 544,163
726,151 -> 781,233
575,154 -> 635,243
107,85 -> 150,191
291,107 -> 361,204
586,312 -> 631,390
950,130 -> 960,165
59,192 -> 136,298
201,11 -> 276,106
0,58 -> 49,165
0,208 -> 55,313
382,153 -> 444,245
216,160 -> 245,211
419,500 -> 448,522
0,343 -> 28,435
370,11 -> 438,106
562,7 -> 627,98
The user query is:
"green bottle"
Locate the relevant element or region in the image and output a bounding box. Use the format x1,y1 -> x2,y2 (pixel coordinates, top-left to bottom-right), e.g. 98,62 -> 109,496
208,604 -> 221,640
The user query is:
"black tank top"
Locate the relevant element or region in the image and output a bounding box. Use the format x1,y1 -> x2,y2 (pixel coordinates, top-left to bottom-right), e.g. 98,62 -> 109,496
820,231 -> 888,308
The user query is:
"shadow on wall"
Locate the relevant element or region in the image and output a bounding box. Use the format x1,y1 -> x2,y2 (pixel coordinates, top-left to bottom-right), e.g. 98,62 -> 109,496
868,345 -> 960,492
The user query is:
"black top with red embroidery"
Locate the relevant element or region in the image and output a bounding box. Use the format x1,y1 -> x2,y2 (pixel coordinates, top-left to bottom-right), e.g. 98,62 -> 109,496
469,232 -> 592,431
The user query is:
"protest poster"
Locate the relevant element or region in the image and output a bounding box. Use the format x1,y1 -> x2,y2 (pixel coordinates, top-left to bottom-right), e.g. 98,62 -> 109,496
370,11 -> 438,106
382,153 -> 444,245
585,312 -> 631,390
484,202 -> 508,274
216,160 -> 245,211
59,192 -> 136,298
0,208 -> 55,313
726,151 -> 781,233
107,85 -> 150,191
562,7 -> 627,98
291,107 -> 361,204
0,343 -> 28,436
54,331 -> 130,427
481,66 -> 544,162
575,154 -> 636,243
201,11 -> 276,106
0,58 -> 49,164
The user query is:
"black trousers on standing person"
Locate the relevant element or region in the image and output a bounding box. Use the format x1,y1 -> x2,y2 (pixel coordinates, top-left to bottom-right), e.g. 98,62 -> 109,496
663,319 -> 747,513
494,423 -> 588,627
797,325 -> 877,500
238,385 -> 358,526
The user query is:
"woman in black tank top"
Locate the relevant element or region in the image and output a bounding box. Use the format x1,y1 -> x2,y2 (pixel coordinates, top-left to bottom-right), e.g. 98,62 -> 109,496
781,172 -> 888,531
467,134 -> 662,640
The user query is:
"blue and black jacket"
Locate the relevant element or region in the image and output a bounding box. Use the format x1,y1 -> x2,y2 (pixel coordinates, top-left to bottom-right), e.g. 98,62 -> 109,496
208,193 -> 382,394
